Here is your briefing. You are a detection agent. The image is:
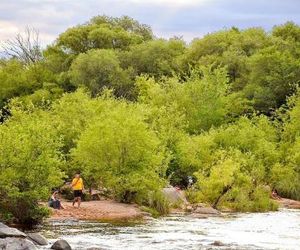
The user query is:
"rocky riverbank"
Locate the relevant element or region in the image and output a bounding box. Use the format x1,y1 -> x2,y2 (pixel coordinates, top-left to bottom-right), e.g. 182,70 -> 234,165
2,196 -> 300,250
0,221 -> 72,250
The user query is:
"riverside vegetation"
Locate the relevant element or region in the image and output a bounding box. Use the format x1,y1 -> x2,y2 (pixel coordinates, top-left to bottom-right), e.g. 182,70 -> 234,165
0,16 -> 300,225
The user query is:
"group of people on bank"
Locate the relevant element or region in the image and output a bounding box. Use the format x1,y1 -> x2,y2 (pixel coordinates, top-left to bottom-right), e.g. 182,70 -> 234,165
48,173 -> 84,210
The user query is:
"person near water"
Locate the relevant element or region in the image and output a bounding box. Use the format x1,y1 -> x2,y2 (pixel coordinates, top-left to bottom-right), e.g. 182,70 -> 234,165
71,173 -> 84,208
271,189 -> 281,200
48,190 -> 65,209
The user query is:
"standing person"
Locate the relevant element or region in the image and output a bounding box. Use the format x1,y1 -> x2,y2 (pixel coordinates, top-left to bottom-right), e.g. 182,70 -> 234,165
71,173 -> 84,208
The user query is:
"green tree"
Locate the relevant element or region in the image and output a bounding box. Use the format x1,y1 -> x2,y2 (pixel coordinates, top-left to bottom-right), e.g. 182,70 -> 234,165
0,59 -> 56,110
272,22 -> 300,42
72,101 -> 165,203
120,39 -> 186,78
136,66 -> 229,134
0,107 -> 64,224
69,49 -> 132,97
56,15 -> 152,55
243,46 -> 300,113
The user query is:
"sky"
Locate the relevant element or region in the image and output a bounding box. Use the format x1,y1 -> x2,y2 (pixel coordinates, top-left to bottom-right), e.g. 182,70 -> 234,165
0,0 -> 300,46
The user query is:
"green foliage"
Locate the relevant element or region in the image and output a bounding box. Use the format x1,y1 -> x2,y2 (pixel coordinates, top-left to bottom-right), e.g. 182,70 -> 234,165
147,191 -> 170,215
70,49 -> 132,97
275,92 -> 300,199
120,39 -> 186,78
193,150 -> 278,212
0,107 -> 64,224
244,46 -> 300,112
136,66 -> 230,134
72,99 -> 166,204
56,15 -> 152,54
272,22 -> 300,42
0,194 -> 50,225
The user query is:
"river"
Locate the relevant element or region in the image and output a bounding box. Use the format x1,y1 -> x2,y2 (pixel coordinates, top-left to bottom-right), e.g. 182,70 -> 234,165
38,208 -> 300,250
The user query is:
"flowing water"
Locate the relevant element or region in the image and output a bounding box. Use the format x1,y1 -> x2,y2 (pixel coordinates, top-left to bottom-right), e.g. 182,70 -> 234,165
38,209 -> 300,250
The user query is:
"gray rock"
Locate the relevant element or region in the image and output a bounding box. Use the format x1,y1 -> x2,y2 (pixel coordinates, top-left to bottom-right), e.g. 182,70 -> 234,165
194,207 -> 220,215
0,223 -> 9,228
27,232 -> 48,246
51,239 -> 72,250
0,237 -> 37,250
210,240 -> 226,246
0,227 -> 26,238
162,187 -> 188,204
185,205 -> 193,212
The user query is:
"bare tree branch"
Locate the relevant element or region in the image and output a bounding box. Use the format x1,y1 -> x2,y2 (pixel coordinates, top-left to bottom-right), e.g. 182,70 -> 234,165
1,27 -> 42,64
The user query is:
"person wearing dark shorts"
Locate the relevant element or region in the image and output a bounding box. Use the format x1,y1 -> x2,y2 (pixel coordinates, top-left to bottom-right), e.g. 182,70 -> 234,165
71,173 -> 84,208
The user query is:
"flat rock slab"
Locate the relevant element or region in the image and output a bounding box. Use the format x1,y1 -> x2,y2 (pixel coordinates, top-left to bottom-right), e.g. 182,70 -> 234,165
190,214 -> 208,219
0,237 -> 37,250
194,207 -> 220,215
27,232 -> 48,245
0,227 -> 26,238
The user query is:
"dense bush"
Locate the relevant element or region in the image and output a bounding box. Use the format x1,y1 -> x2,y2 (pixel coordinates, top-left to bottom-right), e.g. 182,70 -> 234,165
71,98 -> 166,206
0,107 -> 64,224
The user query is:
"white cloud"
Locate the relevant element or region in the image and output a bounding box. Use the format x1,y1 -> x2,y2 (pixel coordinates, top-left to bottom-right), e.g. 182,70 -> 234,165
0,21 -> 19,41
129,0 -> 209,7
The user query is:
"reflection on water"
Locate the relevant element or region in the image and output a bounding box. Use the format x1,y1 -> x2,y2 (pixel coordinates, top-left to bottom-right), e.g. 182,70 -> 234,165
38,209 -> 300,250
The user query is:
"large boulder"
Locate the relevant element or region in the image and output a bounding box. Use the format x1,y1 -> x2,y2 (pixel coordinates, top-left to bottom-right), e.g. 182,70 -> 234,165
162,187 -> 187,205
51,239 -> 72,250
27,232 -> 48,246
0,237 -> 37,250
0,227 -> 26,238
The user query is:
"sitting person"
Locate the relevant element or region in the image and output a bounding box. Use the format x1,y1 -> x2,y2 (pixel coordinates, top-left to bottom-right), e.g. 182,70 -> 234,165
48,191 -> 65,209
271,189 -> 281,200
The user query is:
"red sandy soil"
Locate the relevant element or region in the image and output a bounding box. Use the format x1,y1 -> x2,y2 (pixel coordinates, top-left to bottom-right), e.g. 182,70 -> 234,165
48,200 -> 146,222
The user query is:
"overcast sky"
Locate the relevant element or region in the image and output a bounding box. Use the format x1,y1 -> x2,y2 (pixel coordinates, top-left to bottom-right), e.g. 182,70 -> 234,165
0,0 -> 300,46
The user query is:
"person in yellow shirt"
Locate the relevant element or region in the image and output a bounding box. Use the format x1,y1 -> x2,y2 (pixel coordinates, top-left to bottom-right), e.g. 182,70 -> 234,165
71,173 -> 84,208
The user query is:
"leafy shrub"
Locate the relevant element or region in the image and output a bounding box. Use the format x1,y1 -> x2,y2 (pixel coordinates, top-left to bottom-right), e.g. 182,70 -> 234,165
72,99 -> 166,205
0,107 -> 64,225
147,191 -> 170,215
0,194 -> 50,225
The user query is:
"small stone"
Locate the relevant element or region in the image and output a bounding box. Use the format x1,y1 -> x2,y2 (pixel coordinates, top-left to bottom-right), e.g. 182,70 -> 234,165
185,205 -> 193,212
195,203 -> 206,208
210,240 -> 226,246
0,227 -> 26,238
27,232 -> 48,246
51,239 -> 72,250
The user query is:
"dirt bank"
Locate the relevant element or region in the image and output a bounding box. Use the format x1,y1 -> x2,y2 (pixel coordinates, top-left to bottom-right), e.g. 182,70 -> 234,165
47,196 -> 300,223
276,198 -> 300,209
48,200 -> 146,222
